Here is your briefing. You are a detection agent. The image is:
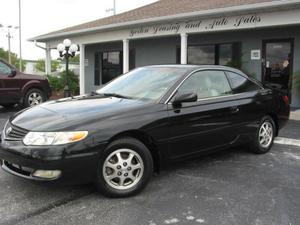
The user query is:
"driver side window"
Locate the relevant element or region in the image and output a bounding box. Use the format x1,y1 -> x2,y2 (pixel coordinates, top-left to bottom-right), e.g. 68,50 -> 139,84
177,70 -> 232,100
0,61 -> 11,75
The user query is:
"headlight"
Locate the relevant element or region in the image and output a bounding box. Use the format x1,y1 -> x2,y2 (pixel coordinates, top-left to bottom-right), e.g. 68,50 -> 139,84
23,131 -> 88,146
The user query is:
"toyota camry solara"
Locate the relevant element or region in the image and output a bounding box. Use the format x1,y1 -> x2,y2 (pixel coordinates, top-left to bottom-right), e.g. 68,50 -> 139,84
0,65 -> 290,197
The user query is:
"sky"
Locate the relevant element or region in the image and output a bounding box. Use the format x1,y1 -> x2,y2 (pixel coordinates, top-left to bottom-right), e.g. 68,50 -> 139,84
0,0 -> 157,60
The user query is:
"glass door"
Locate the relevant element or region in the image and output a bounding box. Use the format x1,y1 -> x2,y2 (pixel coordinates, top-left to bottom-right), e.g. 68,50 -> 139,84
262,39 -> 293,93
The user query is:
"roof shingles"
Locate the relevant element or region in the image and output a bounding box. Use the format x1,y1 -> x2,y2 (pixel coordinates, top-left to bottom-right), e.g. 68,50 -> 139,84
40,0 -> 276,37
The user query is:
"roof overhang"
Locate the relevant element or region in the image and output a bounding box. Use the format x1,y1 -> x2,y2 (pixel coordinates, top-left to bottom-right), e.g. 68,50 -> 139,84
30,0 -> 300,42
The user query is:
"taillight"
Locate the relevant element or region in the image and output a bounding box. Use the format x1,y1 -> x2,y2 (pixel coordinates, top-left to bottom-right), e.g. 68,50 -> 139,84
282,95 -> 289,105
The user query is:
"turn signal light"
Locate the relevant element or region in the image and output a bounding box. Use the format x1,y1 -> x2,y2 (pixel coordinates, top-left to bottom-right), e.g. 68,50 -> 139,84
69,132 -> 87,142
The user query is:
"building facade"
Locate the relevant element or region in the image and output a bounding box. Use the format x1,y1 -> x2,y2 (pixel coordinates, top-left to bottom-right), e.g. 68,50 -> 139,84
31,0 -> 300,107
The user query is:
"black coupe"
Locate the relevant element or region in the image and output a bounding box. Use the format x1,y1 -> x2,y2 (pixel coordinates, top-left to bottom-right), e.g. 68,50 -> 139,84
0,65 -> 290,197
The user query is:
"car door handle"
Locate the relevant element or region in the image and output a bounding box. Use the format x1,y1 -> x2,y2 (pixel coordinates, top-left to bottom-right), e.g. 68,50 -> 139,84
230,106 -> 240,113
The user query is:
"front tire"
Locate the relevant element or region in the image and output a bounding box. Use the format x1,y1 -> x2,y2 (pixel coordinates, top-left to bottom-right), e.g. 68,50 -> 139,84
250,116 -> 276,154
23,88 -> 46,107
96,137 -> 153,197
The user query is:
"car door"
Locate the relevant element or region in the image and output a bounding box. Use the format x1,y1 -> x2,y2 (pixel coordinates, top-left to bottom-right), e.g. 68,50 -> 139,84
225,71 -> 271,136
167,70 -> 242,159
0,61 -> 21,104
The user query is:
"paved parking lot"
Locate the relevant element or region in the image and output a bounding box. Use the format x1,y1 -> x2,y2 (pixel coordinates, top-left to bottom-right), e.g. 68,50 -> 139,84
0,106 -> 299,225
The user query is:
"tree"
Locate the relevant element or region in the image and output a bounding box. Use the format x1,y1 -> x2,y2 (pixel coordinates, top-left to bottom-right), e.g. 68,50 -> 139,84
0,47 -> 26,71
35,59 -> 59,73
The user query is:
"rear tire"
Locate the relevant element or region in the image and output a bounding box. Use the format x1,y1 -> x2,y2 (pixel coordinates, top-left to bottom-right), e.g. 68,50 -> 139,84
23,88 -> 46,107
250,115 -> 276,154
96,137 -> 153,197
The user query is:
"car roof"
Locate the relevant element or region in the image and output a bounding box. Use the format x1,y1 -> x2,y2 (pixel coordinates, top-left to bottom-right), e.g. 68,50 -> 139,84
144,64 -> 248,77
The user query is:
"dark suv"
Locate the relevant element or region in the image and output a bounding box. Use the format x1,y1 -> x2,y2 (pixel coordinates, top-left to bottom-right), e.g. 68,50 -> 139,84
0,59 -> 51,108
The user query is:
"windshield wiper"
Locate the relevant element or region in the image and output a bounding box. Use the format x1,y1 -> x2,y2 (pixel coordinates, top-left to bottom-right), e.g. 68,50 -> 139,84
102,93 -> 133,99
90,91 -> 101,96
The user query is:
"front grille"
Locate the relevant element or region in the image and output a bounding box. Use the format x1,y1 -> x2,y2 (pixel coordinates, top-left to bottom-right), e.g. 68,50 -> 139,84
4,122 -> 29,141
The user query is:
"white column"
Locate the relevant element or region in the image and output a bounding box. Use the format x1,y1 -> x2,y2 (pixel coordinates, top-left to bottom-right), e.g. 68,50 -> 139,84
45,45 -> 51,75
180,33 -> 188,64
123,39 -> 129,73
79,44 -> 85,95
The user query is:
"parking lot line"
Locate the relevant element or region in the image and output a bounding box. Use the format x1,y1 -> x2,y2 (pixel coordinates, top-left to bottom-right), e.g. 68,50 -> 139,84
275,137 -> 300,147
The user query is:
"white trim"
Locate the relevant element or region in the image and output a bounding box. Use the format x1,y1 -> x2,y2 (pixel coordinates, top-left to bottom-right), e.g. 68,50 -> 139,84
45,45 -> 51,75
30,0 -> 300,42
79,44 -> 85,95
123,39 -> 129,73
180,33 -> 188,64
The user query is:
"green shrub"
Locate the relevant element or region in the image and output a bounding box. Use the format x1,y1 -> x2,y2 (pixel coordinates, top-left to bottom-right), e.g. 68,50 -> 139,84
47,75 -> 64,92
47,70 -> 79,94
226,59 -> 242,70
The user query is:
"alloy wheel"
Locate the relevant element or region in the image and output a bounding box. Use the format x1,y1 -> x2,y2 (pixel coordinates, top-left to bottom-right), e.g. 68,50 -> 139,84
103,149 -> 144,190
258,121 -> 274,148
28,92 -> 43,106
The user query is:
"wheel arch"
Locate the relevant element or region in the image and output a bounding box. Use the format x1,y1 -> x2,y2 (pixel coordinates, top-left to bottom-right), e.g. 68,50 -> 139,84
21,82 -> 46,99
108,130 -> 161,173
21,85 -> 46,105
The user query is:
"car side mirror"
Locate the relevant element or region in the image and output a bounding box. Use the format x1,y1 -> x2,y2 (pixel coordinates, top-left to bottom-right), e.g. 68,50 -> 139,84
172,92 -> 197,106
8,69 -> 17,77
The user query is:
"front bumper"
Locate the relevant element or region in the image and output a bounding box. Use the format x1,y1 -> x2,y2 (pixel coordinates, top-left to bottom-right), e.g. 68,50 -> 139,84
0,138 -> 106,184
1,160 -> 59,181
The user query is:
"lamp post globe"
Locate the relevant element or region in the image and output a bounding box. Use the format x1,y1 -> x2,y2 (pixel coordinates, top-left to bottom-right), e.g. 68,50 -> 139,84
69,44 -> 78,54
63,39 -> 71,48
57,43 -> 65,54
57,39 -> 78,97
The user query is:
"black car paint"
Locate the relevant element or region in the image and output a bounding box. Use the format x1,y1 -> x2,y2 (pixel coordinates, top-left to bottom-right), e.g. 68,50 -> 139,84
0,65 -> 290,183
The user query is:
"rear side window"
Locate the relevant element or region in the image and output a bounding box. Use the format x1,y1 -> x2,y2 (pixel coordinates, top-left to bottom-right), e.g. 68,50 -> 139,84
177,70 -> 232,100
226,72 -> 260,93
0,61 -> 11,75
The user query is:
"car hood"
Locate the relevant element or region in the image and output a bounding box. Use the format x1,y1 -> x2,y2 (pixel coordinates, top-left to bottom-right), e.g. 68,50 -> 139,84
11,95 -> 151,131
19,72 -> 47,80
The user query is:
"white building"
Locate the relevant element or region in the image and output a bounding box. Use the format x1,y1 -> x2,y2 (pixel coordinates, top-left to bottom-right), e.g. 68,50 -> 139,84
30,0 -> 300,107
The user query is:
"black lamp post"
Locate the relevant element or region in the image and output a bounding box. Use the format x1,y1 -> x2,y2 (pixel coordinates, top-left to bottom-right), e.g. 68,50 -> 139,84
57,39 -> 78,97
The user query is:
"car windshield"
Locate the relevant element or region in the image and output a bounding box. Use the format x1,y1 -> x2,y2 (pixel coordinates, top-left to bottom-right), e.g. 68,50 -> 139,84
96,67 -> 187,101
